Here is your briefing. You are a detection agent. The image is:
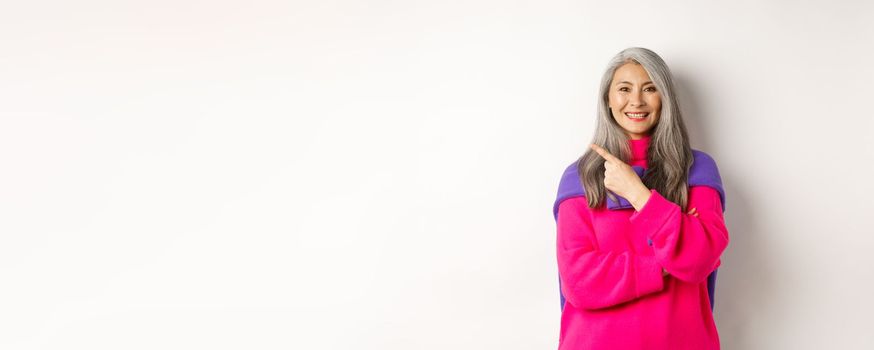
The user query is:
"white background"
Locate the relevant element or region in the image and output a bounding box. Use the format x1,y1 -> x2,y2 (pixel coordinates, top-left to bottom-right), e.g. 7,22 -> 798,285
1,1 -> 873,349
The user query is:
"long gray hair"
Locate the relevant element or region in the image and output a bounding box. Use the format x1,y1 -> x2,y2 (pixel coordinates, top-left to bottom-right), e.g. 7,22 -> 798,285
578,47 -> 693,210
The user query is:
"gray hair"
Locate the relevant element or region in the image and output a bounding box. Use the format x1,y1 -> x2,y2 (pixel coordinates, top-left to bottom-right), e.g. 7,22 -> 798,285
578,47 -> 693,210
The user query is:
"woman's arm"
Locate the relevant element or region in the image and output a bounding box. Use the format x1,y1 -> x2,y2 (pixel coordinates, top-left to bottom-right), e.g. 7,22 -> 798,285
629,186 -> 729,284
557,197 -> 666,310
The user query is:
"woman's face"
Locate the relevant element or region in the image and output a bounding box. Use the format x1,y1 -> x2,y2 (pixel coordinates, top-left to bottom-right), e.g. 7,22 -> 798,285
607,63 -> 661,140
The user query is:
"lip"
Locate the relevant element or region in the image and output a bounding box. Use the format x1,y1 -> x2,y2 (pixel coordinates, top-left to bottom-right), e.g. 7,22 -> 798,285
625,112 -> 649,122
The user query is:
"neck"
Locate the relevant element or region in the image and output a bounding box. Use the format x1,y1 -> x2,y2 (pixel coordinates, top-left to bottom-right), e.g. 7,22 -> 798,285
629,134 -> 651,168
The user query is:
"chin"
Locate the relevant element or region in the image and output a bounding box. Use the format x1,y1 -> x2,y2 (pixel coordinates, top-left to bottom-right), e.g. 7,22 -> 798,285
625,127 -> 651,134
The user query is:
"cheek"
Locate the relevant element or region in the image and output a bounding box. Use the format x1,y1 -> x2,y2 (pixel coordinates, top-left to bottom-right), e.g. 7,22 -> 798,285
650,96 -> 662,110
608,93 -> 624,107
610,103 -> 625,119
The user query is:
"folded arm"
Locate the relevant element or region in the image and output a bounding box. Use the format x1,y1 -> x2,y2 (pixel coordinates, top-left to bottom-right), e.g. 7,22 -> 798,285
556,197 -> 666,310
629,186 -> 729,284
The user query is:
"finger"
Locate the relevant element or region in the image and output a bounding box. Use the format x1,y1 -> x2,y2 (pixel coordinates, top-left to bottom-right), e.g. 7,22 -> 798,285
590,143 -> 622,164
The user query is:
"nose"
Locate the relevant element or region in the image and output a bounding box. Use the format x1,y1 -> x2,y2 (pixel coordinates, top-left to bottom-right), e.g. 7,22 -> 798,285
629,90 -> 646,107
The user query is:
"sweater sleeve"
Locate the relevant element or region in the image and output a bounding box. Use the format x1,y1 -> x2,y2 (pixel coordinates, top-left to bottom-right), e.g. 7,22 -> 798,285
629,186 -> 729,284
556,196 -> 666,310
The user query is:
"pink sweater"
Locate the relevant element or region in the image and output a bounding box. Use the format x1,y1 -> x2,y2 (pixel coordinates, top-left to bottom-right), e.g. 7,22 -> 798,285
556,135 -> 729,349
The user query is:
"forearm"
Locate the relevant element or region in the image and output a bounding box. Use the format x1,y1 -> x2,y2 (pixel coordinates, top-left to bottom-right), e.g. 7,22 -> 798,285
558,247 -> 666,310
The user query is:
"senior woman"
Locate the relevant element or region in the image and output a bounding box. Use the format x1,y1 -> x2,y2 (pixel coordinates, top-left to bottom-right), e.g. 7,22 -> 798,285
553,47 -> 729,349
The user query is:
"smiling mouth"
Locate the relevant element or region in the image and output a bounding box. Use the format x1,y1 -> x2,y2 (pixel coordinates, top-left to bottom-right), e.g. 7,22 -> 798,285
625,112 -> 649,119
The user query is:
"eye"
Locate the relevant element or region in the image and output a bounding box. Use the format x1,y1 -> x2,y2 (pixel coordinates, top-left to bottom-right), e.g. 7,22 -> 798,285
618,87 -> 629,92
645,86 -> 657,92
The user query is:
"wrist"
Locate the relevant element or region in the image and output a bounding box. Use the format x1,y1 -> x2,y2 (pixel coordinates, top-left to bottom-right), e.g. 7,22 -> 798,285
629,186 -> 652,211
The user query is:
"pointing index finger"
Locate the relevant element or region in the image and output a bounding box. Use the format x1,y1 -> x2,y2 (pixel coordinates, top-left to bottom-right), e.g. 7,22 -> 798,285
590,143 -> 621,163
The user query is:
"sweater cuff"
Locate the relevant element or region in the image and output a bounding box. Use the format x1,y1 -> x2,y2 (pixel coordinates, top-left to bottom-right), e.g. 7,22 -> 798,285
629,189 -> 678,240
636,255 -> 665,296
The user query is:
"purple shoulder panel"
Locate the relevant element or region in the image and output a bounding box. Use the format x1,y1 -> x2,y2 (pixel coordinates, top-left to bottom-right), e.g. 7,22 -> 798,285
552,159 -> 584,220
689,150 -> 726,212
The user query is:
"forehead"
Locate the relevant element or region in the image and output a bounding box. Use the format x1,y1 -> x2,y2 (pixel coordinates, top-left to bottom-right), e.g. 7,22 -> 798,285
611,63 -> 653,84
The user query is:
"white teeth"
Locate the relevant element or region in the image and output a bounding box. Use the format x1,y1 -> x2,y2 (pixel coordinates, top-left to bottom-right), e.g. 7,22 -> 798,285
626,113 -> 648,119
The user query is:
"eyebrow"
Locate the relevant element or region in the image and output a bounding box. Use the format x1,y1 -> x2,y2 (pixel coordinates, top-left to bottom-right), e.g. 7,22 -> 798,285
616,80 -> 654,85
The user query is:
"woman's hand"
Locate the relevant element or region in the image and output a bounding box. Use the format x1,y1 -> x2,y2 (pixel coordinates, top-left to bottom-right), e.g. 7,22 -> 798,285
589,143 -> 651,210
